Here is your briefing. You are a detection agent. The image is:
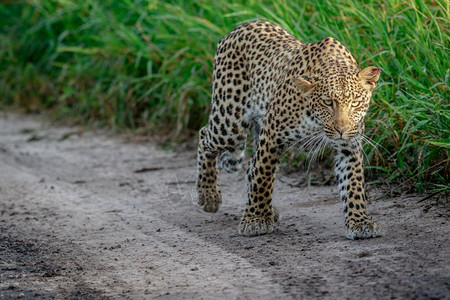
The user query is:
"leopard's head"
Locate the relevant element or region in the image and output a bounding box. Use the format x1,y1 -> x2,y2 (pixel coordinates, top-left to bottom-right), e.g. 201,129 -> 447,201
294,67 -> 382,141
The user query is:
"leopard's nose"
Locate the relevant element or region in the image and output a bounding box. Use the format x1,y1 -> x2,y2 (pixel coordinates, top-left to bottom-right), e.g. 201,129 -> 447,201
334,126 -> 348,136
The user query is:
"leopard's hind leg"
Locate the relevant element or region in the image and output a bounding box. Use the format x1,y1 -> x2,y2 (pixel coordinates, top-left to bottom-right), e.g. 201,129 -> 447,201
197,124 -> 249,213
197,126 -> 223,213
197,28 -> 252,213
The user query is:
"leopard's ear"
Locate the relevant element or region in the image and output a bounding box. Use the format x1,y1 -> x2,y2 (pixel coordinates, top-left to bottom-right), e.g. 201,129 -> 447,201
293,78 -> 316,94
358,67 -> 382,92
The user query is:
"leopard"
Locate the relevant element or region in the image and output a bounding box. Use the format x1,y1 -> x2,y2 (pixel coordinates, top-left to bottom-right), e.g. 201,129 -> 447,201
196,20 -> 384,240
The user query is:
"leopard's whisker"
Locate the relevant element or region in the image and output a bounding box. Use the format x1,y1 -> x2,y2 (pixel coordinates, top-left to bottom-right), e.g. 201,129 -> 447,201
356,134 -> 384,167
358,138 -> 372,166
302,133 -> 321,167
360,134 -> 389,157
297,133 -> 324,157
306,133 -> 329,173
282,130 -> 322,155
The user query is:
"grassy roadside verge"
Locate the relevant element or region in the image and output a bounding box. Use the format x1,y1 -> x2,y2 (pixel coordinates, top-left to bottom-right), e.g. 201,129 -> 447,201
0,0 -> 448,193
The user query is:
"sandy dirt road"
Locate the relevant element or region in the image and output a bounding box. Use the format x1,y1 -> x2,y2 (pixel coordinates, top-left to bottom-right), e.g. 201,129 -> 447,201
0,113 -> 448,299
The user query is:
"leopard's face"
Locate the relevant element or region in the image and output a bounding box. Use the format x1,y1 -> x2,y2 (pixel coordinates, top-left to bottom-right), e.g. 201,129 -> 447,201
311,74 -> 371,141
294,67 -> 382,142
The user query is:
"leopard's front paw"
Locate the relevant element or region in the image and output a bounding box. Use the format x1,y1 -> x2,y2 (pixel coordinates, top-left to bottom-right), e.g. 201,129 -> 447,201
346,218 -> 384,240
198,187 -> 222,213
239,215 -> 275,236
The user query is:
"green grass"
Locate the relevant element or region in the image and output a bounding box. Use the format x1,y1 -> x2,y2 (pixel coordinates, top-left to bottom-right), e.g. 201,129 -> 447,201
0,0 -> 448,193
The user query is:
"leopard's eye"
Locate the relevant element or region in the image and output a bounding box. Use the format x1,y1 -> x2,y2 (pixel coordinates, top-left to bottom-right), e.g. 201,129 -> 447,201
351,101 -> 362,107
323,99 -> 333,106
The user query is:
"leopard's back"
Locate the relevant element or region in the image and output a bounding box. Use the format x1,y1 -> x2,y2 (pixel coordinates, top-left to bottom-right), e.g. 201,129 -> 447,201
210,21 -> 303,132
